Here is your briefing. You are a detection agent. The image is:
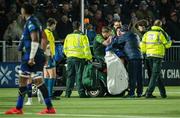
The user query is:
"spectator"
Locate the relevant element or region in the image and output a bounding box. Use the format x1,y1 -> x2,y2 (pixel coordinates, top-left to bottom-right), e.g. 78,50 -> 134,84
0,0 -> 6,12
113,5 -> 121,21
44,1 -> 58,19
3,19 -> 22,45
165,11 -> 180,41
148,0 -> 160,18
112,20 -> 122,36
159,0 -> 174,18
113,5 -> 127,23
15,0 -> 25,13
0,5 -> 8,40
88,0 -> 104,5
84,7 -> 93,22
56,15 -> 73,41
6,4 -> 19,24
71,0 -> 81,21
136,0 -> 155,21
129,11 -> 138,27
105,13 -> 114,27
103,0 -> 117,14
30,0 -> 38,7
16,14 -> 26,29
131,19 -> 149,39
30,0 -> 46,27
121,0 -> 136,24
58,1 -> 72,21
175,0 -> 180,12
91,9 -> 106,34
0,4 -> 8,62
86,24 -> 96,46
89,3 -> 99,14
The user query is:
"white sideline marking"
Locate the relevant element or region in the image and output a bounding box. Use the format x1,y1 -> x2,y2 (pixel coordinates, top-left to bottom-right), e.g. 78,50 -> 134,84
0,112 -> 178,118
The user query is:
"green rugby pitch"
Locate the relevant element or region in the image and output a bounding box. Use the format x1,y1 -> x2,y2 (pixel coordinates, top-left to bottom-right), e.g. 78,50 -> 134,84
0,87 -> 180,118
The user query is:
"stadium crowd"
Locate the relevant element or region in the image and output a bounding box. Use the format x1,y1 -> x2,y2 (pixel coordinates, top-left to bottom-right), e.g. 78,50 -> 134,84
0,0 -> 179,65
0,0 -> 180,43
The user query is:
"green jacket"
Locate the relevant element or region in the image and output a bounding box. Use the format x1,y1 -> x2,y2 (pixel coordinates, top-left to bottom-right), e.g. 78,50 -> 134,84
93,34 -> 106,59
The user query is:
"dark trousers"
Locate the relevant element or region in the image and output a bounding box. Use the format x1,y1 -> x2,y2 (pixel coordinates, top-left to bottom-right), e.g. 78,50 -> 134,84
128,59 -> 143,96
65,57 -> 86,97
146,57 -> 166,96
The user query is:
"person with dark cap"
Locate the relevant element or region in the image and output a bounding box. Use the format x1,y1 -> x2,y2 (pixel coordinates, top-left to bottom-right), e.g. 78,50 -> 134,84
63,21 -> 92,98
111,24 -> 143,98
140,19 -> 172,98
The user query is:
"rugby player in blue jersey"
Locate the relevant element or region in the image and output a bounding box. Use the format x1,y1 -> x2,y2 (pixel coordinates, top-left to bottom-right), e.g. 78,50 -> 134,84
4,3 -> 56,114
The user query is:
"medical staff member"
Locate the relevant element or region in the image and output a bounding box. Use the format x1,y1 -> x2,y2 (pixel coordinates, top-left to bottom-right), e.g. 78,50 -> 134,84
63,21 -> 92,98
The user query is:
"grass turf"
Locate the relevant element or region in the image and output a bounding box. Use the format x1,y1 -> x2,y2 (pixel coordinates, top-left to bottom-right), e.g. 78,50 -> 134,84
0,87 -> 180,118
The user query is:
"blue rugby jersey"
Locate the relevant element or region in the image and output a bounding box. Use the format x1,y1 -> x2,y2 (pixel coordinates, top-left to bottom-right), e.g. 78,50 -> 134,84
19,15 -> 43,61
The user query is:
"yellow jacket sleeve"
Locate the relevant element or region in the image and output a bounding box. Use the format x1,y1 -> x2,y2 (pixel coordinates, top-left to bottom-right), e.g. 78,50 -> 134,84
63,35 -> 68,56
140,33 -> 147,54
159,32 -> 172,49
82,35 -> 92,60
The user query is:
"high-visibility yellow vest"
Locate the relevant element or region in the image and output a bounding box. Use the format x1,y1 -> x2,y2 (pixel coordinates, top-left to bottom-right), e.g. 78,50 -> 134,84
140,26 -> 172,58
63,32 -> 92,60
44,28 -> 55,56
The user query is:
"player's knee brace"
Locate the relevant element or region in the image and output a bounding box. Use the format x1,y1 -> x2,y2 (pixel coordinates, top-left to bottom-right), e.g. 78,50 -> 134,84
19,86 -> 27,97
